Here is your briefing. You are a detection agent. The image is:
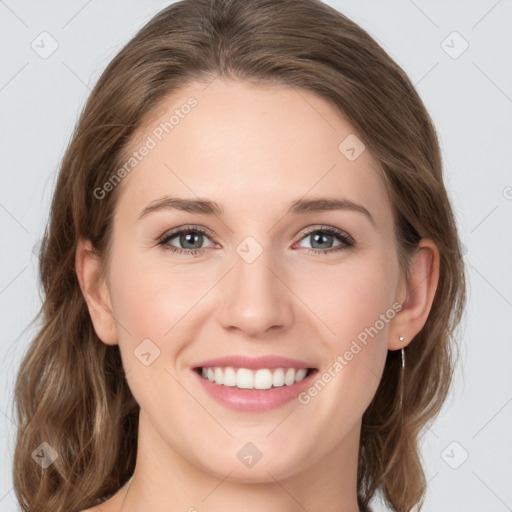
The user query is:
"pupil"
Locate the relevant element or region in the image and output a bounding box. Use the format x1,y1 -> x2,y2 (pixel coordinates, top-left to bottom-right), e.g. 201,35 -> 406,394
181,232 -> 202,249
311,232 -> 332,249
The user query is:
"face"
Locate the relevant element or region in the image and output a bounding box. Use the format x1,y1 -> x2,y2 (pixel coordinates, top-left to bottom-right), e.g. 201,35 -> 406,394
91,79 -> 406,483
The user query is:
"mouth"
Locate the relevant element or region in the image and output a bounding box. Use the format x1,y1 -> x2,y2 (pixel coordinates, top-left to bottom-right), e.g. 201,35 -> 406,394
191,364 -> 320,412
193,366 -> 319,390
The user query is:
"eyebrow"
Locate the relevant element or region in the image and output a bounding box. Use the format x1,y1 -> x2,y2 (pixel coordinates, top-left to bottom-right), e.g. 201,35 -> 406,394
137,195 -> 375,226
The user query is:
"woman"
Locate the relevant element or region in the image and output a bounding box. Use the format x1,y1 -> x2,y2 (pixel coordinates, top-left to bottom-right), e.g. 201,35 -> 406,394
12,1 -> 466,511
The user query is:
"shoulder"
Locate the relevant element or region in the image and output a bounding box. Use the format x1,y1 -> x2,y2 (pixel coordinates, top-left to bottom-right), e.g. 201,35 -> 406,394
77,493 -> 119,512
77,506 -> 111,512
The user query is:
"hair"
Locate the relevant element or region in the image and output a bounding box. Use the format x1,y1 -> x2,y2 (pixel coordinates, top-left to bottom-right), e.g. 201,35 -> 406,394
12,1 -> 466,511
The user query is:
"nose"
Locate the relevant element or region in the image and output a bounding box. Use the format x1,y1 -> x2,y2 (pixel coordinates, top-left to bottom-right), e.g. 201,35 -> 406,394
216,243 -> 295,338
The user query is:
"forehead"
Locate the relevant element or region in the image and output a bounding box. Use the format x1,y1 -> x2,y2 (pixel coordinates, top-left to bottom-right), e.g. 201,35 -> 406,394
114,79 -> 392,227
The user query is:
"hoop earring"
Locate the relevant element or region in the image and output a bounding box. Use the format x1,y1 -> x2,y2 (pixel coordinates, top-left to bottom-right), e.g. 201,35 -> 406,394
399,335 -> 405,408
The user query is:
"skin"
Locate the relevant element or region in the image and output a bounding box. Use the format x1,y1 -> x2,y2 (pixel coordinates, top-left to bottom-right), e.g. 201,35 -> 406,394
76,78 -> 439,512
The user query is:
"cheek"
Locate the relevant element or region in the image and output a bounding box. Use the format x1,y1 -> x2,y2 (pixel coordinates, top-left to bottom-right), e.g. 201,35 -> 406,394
106,250 -> 199,405
293,250 -> 397,412
293,249 -> 399,346
108,246 -> 205,335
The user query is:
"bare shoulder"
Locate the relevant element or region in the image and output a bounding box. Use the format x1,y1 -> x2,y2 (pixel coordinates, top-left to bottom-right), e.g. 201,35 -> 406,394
77,493 -> 121,512
78,503 -> 116,512
78,505 -> 112,512
77,481 -> 129,512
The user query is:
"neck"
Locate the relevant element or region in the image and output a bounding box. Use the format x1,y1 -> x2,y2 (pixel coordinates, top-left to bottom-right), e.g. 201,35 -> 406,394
112,410 -> 362,512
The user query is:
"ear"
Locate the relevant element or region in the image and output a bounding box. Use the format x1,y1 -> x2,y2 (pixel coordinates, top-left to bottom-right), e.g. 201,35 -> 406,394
388,238 -> 440,350
75,238 -> 118,345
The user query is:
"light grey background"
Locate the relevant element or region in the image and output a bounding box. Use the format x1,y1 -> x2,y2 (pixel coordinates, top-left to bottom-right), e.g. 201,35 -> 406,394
1,1 -> 511,511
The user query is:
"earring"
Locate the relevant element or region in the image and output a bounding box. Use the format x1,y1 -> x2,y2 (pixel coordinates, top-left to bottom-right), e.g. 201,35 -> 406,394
399,336 -> 405,410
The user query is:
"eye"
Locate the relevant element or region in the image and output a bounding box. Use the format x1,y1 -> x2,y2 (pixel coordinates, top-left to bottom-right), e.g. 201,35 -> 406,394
294,225 -> 355,255
157,224 -> 355,257
157,225 -> 215,256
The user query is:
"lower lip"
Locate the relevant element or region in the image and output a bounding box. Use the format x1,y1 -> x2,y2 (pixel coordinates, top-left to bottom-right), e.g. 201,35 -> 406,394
191,368 -> 318,412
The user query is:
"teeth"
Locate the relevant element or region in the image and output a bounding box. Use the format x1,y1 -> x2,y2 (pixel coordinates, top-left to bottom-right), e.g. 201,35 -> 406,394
200,367 -> 309,389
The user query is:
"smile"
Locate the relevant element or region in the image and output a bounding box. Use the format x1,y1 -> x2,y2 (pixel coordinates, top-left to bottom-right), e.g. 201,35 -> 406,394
196,366 -> 315,389
192,366 -> 319,412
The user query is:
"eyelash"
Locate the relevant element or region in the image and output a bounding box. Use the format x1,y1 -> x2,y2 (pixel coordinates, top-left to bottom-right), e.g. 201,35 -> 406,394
157,225 -> 355,257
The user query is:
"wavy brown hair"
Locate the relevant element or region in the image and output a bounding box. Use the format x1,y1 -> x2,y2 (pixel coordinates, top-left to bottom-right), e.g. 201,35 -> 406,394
12,0 -> 466,511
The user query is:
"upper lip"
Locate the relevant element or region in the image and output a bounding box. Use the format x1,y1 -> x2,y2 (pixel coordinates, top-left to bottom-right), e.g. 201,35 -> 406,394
193,355 -> 317,370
